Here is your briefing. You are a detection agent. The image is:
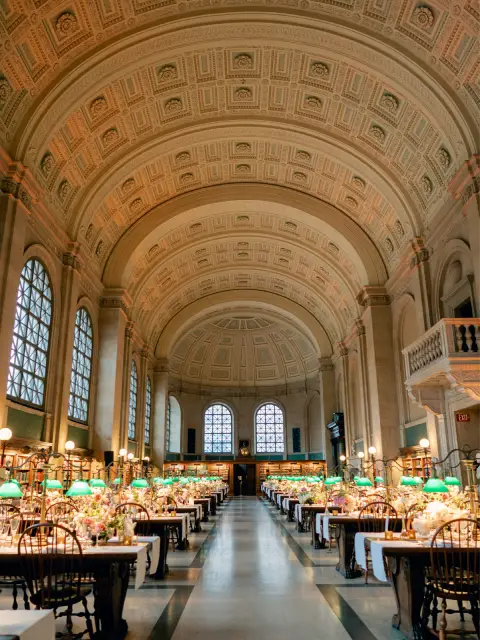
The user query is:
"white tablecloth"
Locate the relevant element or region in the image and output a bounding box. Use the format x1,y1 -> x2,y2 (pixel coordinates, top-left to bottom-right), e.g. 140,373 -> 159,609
0,610 -> 55,639
295,503 -> 302,522
354,532 -> 386,570
369,539 -> 419,582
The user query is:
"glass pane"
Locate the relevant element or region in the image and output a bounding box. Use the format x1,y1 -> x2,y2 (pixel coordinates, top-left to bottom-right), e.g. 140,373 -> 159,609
128,361 -> 138,440
68,308 -> 93,423
144,377 -> 151,445
255,403 -> 284,453
204,403 -> 233,454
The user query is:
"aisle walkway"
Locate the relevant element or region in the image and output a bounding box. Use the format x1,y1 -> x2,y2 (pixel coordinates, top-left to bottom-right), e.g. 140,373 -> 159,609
171,497 -> 351,639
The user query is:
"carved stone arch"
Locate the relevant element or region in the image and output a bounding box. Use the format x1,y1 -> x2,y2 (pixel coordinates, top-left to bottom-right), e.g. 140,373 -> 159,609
154,290 -> 332,361
103,184 -> 387,289
433,238 -> 475,321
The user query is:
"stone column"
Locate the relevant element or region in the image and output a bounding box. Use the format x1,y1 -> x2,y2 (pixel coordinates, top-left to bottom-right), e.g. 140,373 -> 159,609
357,286 -> 400,460
317,358 -> 336,465
152,359 -> 169,468
52,245 -> 81,451
409,238 -> 435,330
93,291 -> 130,455
334,341 -> 352,454
0,194 -> 29,428
449,154 -> 480,307
119,322 -> 134,453
354,319 -> 374,451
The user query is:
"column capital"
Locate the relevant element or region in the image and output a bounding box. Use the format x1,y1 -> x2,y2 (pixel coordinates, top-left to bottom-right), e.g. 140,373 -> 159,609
154,358 -> 169,374
409,237 -> 430,269
354,318 -> 366,336
100,288 -> 132,315
62,242 -> 83,270
0,148 -> 44,212
449,153 -> 480,210
334,341 -> 348,358
356,286 -> 390,308
318,357 -> 334,372
125,320 -> 135,340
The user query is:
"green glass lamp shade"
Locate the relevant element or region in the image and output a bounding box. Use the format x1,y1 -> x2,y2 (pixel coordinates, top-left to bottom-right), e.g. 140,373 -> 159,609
355,477 -> 373,487
0,480 -> 23,499
444,476 -> 461,487
89,478 -> 107,488
10,478 -> 20,486
400,476 -> 416,486
353,475 -> 360,481
113,478 -> 122,485
423,478 -> 449,493
172,477 -> 180,483
66,480 -> 92,497
411,476 -> 424,485
324,477 -> 340,486
42,478 -> 63,490
374,477 -> 384,484
163,478 -> 174,485
152,477 -> 163,484
131,477 -> 149,489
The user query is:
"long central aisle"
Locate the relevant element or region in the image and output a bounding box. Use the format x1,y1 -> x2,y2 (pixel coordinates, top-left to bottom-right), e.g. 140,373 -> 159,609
172,497 -> 351,639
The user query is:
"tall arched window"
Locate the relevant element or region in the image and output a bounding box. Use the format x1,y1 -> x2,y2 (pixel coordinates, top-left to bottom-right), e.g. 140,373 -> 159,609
128,361 -> 138,440
144,376 -> 152,446
7,259 -> 53,407
255,403 -> 284,453
204,403 -> 233,454
68,308 -> 93,423
167,396 -> 181,453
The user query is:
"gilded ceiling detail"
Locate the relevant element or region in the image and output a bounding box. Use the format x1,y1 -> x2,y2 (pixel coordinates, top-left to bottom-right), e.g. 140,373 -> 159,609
169,309 -> 320,386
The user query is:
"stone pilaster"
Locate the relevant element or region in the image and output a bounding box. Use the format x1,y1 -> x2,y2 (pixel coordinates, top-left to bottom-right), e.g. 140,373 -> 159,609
136,348 -> 149,460
119,322 -> 134,452
152,359 -> 169,468
317,357 -> 335,468
409,238 -> 434,330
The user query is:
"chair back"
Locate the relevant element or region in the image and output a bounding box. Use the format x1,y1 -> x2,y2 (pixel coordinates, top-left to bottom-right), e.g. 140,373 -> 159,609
0,503 -> 22,537
430,518 -> 480,598
405,503 -> 425,530
115,502 -> 150,520
358,501 -> 398,533
18,523 -> 84,609
45,501 -> 78,524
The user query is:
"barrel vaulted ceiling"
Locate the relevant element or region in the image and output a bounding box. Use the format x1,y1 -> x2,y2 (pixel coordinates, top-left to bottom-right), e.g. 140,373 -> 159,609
1,0 -> 478,353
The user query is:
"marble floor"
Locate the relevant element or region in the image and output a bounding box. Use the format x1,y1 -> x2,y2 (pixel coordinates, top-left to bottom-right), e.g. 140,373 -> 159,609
0,497 -> 477,639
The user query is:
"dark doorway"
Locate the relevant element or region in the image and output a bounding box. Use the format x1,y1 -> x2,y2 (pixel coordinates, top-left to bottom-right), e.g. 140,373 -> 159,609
234,464 -> 256,496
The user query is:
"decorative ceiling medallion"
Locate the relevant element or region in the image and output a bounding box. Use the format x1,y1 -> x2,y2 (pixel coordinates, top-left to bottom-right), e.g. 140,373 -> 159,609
236,164 -> 251,173
304,95 -> 322,110
157,65 -> 178,81
0,76 -> 11,103
102,128 -> 119,145
122,178 -> 135,193
130,198 -> 143,212
380,92 -> 399,113
85,224 -> 94,241
57,179 -> 71,202
90,97 -> 107,117
190,222 -> 202,231
394,220 -> 405,236
40,152 -> 55,176
296,150 -> 311,162
95,240 -> 104,257
352,176 -> 366,190
236,142 -> 251,153
164,98 -> 183,113
370,124 -> 386,142
292,171 -> 307,183
233,53 -> 253,70
179,172 -> 194,184
421,175 -> 433,195
55,12 -> 79,37
285,221 -> 298,231
385,237 -> 394,253
176,151 -> 191,164
234,87 -> 252,101
328,242 -> 339,255
436,147 -> 451,168
345,196 -> 357,208
310,62 -> 330,78
412,5 -> 435,30
236,215 -> 250,222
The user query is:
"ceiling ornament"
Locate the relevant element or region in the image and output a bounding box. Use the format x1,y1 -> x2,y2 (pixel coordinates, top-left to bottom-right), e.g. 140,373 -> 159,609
296,150 -> 311,162
122,178 -> 136,193
380,93 -> 399,113
437,148 -> 451,169
157,65 -> 178,81
90,97 -> 108,117
55,12 -> 79,37
385,237 -> 394,253
57,180 -> 71,202
176,151 -> 191,164
421,175 -> 434,196
233,54 -> 253,69
370,125 -> 386,142
352,176 -> 366,190
164,98 -> 183,113
234,87 -> 252,100
411,6 -> 435,30
304,95 -> 322,110
292,171 -> 307,183
235,142 -> 251,153
180,172 -> 194,184
102,128 -> 119,145
0,77 -> 11,103
236,164 -> 251,173
40,153 -> 55,176
394,220 -> 405,237
345,196 -> 357,208
310,62 -> 329,78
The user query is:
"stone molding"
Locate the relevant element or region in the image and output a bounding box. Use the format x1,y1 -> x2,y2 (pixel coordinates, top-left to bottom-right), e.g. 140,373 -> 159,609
356,286 -> 390,308
449,154 -> 480,210
100,288 -> 132,315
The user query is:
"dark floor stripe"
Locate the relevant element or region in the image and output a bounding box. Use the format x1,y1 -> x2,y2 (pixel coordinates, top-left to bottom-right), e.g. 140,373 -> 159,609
147,586 -> 194,640
318,585 -> 380,640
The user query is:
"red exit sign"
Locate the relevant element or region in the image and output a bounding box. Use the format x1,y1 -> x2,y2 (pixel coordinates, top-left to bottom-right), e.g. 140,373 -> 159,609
456,413 -> 470,422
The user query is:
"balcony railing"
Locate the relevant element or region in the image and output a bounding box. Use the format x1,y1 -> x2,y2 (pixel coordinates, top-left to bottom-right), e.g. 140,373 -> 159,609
403,318 -> 480,381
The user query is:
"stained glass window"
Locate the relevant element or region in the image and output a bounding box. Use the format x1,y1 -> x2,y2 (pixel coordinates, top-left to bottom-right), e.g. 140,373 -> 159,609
128,361 -> 138,440
144,377 -> 152,446
68,308 -> 93,423
255,403 -> 284,453
204,403 -> 233,454
7,259 -> 52,407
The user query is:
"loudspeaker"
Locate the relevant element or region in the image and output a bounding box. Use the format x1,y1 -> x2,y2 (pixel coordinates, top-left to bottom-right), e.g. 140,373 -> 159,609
104,450 -> 114,466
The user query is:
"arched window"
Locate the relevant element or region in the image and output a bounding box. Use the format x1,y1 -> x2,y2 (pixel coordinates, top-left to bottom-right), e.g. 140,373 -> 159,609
166,396 -> 181,453
204,403 -> 233,454
255,403 -> 284,453
144,376 -> 152,446
128,361 -> 138,440
7,259 -> 53,407
68,308 -> 93,423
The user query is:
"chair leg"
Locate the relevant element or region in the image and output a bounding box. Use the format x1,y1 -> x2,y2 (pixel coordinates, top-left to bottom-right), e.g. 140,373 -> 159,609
82,596 -> 94,640
459,600 -> 465,622
432,595 -> 439,631
470,598 -> 479,639
438,599 -> 447,640
12,582 -> 19,610
364,551 -> 369,585
421,585 -> 433,630
21,582 -> 30,610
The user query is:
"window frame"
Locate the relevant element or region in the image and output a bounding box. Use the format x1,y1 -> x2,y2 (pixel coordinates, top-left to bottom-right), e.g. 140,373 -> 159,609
7,258 -> 53,409
203,402 -> 234,455
254,402 -> 285,455
68,307 -> 94,425
144,376 -> 152,446
127,360 -> 138,441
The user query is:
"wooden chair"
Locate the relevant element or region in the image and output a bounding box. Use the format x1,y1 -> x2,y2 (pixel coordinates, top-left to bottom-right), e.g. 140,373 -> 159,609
423,518 -> 479,639
46,501 -> 78,524
405,503 -> 426,531
358,501 -> 398,584
115,502 -> 150,520
0,504 -> 29,610
18,523 -> 94,639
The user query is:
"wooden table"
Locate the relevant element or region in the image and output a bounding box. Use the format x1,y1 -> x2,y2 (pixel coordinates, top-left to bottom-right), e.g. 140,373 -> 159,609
194,498 -> 211,522
175,505 -> 202,532
0,545 -> 147,640
135,516 -> 188,578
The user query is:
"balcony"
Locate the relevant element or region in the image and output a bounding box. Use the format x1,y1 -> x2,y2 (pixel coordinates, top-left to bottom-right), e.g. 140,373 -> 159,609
403,319 -> 480,401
